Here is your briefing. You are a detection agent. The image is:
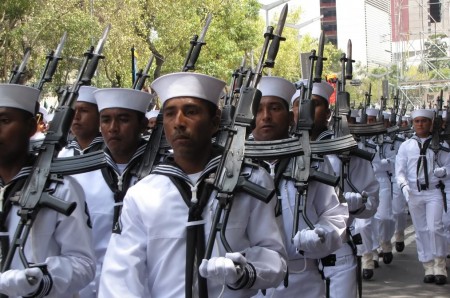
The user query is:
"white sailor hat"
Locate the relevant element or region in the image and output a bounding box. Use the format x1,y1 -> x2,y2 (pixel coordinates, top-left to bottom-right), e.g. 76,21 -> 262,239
0,84 -> 40,115
151,72 -> 226,106
258,76 -> 296,106
382,111 -> 390,119
312,81 -> 334,101
291,79 -> 309,105
146,109 -> 160,119
366,108 -> 379,117
355,116 -> 361,123
77,86 -> 98,104
350,109 -> 359,118
93,88 -> 153,113
411,109 -> 434,120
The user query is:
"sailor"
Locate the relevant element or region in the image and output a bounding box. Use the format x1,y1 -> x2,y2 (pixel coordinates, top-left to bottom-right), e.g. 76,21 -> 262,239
300,81 -> 379,296
74,87 -> 152,298
145,109 -> 160,131
252,77 -> 348,297
396,108 -> 449,285
0,84 -> 95,297
59,86 -> 104,157
99,72 -> 287,297
31,106 -> 48,140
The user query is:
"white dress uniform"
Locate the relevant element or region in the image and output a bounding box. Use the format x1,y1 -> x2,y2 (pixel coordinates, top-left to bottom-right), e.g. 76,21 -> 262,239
254,158 -> 348,298
396,135 -> 449,269
324,150 -> 380,297
98,156 -> 287,298
3,172 -> 95,297
70,144 -> 145,298
370,136 -> 396,253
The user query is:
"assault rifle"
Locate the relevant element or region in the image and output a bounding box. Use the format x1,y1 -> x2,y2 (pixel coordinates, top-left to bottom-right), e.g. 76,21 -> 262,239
35,32 -> 67,91
8,47 -> 31,84
136,15 -> 212,180
181,13 -> 212,72
205,4 -> 288,258
132,53 -> 154,90
359,84 -> 371,124
430,90 -> 448,212
2,25 -> 111,274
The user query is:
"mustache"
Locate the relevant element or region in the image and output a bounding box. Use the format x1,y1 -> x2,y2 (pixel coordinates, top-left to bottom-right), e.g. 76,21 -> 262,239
172,131 -> 190,140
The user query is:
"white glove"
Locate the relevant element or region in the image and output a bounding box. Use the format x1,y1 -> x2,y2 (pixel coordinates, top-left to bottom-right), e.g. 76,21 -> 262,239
293,227 -> 325,252
0,268 -> 42,297
401,184 -> 410,202
344,192 -> 364,212
380,159 -> 390,166
199,252 -> 246,285
434,167 -> 447,178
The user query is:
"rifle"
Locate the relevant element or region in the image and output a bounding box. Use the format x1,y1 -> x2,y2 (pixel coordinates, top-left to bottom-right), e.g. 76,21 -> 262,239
359,83 -> 371,124
290,31 -> 341,237
131,46 -> 137,85
132,53 -> 154,90
181,13 -> 213,72
205,4 -> 288,259
8,47 -> 32,84
136,16 -> 212,180
431,90 -> 448,212
334,39 -> 353,137
35,32 -> 67,91
2,25 -> 111,274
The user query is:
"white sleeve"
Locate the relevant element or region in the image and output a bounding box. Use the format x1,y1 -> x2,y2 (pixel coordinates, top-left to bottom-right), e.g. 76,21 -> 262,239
98,193 -> 147,298
395,142 -> 408,188
46,177 -> 96,296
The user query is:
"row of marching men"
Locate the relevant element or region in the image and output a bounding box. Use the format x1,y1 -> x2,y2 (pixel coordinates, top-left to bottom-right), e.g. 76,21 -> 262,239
0,71 -> 448,298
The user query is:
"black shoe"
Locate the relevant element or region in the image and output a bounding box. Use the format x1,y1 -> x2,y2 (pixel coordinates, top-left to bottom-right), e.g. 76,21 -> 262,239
374,260 -> 379,268
435,275 -> 447,285
395,241 -> 405,252
383,252 -> 393,264
378,251 -> 384,258
363,269 -> 374,280
423,275 -> 435,283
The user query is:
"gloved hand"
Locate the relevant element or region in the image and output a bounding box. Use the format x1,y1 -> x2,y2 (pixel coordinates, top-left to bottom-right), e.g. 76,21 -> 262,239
199,252 -> 246,285
0,268 -> 42,297
293,227 -> 325,252
344,192 -> 364,212
401,184 -> 410,202
380,159 -> 390,166
434,167 -> 447,178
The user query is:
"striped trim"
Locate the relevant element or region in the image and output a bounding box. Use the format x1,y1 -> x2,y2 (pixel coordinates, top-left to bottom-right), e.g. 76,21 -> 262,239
227,262 -> 257,290
317,130 -> 334,141
66,136 -> 104,154
24,272 -> 53,298
104,142 -> 147,176
0,166 -> 32,187
152,155 -> 221,187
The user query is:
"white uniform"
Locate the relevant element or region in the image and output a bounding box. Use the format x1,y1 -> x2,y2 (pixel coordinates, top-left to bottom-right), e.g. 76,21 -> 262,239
3,174 -> 95,297
324,151 -> 380,298
370,137 -> 396,252
256,159 -> 348,298
70,144 -> 145,298
396,135 -> 450,263
99,157 -> 287,298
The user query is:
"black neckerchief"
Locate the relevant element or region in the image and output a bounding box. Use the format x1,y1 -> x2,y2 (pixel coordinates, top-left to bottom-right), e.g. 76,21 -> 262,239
152,150 -> 222,298
101,140 -> 146,234
412,135 -> 432,191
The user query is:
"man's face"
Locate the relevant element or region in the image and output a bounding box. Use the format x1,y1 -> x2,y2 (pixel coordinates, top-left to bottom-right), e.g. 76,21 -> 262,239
367,116 -> 377,124
252,96 -> 292,141
311,95 -> 330,131
0,107 -> 36,162
100,108 -> 145,161
163,97 -> 219,160
413,116 -> 432,137
71,101 -> 100,140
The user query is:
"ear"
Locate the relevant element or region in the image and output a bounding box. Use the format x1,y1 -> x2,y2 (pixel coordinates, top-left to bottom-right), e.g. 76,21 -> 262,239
288,111 -> 295,127
27,117 -> 38,137
211,109 -> 221,135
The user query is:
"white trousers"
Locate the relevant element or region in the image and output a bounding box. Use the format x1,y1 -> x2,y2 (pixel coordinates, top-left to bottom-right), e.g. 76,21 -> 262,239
409,190 -> 447,262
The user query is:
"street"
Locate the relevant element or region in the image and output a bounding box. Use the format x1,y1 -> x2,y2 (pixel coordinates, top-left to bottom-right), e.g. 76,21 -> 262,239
363,219 -> 450,298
